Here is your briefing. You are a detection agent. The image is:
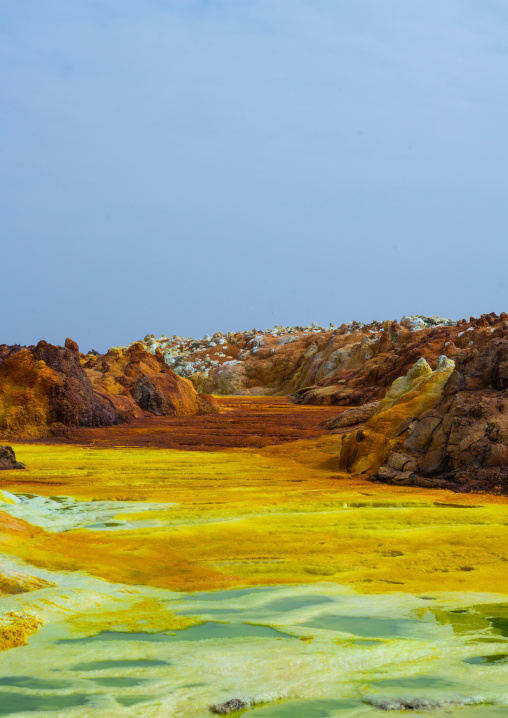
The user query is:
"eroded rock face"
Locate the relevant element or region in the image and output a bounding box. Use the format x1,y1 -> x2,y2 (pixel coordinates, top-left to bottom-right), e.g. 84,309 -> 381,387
294,314 -> 507,406
33,340 -> 124,428
0,338 -> 218,437
337,357 -> 455,476
0,446 -> 24,470
372,338 -> 508,494
135,313 -> 508,405
0,341 -> 124,437
84,342 -> 218,418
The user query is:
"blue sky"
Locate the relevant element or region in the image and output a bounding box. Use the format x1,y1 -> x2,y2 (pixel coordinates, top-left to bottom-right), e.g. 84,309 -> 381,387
1,1 -> 507,351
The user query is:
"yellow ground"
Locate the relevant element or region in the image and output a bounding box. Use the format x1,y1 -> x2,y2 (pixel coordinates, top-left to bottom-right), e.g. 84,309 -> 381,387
0,611 -> 43,652
1,441 -> 508,595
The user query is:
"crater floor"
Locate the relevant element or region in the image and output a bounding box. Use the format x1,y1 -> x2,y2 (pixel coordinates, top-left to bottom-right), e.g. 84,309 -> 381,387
0,398 -> 507,716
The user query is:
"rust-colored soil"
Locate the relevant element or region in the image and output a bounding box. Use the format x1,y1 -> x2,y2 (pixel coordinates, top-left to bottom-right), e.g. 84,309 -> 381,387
21,397 -> 340,451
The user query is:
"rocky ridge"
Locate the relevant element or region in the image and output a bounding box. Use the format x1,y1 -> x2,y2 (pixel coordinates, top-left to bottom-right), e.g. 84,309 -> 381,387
125,314 -> 506,405
0,339 -> 217,438
315,313 -> 508,494
0,339 -> 124,437
122,310 -> 508,495
3,312 -> 508,494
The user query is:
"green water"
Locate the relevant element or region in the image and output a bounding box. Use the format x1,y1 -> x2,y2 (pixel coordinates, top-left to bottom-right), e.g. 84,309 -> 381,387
72,658 -> 170,670
2,573 -> 508,717
464,653 -> 508,665
430,602 -> 508,638
90,675 -> 146,687
365,673 -> 481,709
0,695 -> 91,716
467,603 -> 508,636
186,587 -> 278,602
372,675 -> 461,690
430,607 -> 493,634
0,676 -> 74,689
262,595 -> 336,612
58,621 -> 296,643
489,615 -> 508,637
301,614 -> 418,637
246,699 -> 363,717
181,594 -> 336,618
116,695 -> 154,707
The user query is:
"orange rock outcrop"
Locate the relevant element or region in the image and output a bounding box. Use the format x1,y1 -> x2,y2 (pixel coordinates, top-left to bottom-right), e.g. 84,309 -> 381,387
83,342 -> 218,418
0,339 -> 218,439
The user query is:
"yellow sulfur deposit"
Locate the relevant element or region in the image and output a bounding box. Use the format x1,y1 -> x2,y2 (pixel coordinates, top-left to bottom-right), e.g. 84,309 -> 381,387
0,397 -> 507,718
0,610 -> 43,652
1,442 -> 508,595
338,357 -> 455,475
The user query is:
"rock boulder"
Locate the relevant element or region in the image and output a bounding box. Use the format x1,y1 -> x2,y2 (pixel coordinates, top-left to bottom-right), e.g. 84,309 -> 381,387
0,446 -> 24,470
322,401 -> 381,430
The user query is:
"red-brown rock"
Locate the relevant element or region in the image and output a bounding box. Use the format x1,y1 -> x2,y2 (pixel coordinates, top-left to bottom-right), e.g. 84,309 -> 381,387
372,337 -> 508,494
33,340 -> 124,427
0,446 -> 24,470
84,342 -> 218,418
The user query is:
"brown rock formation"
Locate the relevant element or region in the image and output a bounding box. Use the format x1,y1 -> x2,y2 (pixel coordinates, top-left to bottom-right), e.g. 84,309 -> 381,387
0,337 -> 218,438
84,342 -> 218,418
322,401 -> 380,430
0,446 -> 24,470
294,314 -> 507,406
210,699 -> 247,714
33,340 -> 124,427
179,313 -> 508,407
0,340 -> 124,437
371,338 -> 508,494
